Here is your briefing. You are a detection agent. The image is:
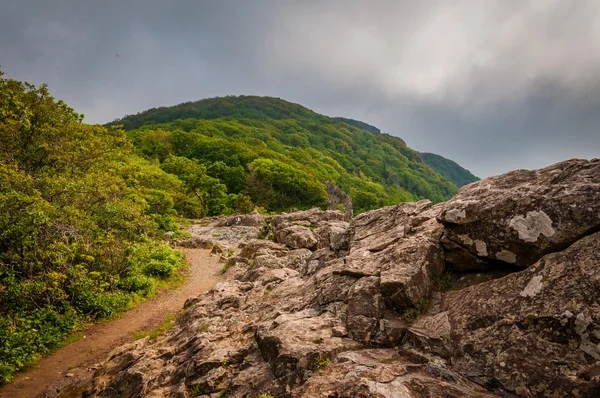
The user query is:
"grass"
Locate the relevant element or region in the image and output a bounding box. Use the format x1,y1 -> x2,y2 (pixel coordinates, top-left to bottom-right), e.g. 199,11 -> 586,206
311,354 -> 330,370
401,296 -> 432,323
431,269 -> 452,292
257,393 -> 275,398
264,287 -> 272,294
131,313 -> 177,341
188,383 -> 204,397
221,263 -> 232,274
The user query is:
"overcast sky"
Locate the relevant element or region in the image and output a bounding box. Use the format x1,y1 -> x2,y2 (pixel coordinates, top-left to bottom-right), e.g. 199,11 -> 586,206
2,0 -> 599,177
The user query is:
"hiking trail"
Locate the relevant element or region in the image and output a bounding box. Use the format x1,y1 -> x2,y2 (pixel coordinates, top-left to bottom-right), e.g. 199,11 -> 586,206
0,248 -> 222,398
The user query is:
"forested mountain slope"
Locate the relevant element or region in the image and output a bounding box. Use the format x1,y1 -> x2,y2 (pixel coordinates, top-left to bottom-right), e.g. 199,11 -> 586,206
421,152 -> 479,187
333,118 -> 479,187
111,96 -> 464,214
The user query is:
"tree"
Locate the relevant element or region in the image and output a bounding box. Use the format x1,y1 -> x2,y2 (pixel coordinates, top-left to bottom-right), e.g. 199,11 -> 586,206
246,158 -> 327,210
161,155 -> 231,216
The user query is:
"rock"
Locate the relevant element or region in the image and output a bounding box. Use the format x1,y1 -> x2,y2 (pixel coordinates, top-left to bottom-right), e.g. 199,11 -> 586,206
255,310 -> 362,388
325,181 -> 353,217
257,268 -> 300,288
216,210 -> 265,229
405,232 -> 600,397
346,276 -> 384,342
313,220 -> 349,250
180,225 -> 260,250
239,239 -> 287,259
214,210 -> 266,228
275,225 -> 318,250
439,158 -> 600,269
344,200 -> 445,312
84,161 -> 600,398
270,208 -> 347,231
295,349 -> 496,397
303,248 -> 338,275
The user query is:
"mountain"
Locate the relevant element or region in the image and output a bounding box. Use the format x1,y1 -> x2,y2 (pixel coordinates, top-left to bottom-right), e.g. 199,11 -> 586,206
111,96 -> 463,214
332,117 -> 381,135
421,152 -> 479,187
332,118 -> 479,187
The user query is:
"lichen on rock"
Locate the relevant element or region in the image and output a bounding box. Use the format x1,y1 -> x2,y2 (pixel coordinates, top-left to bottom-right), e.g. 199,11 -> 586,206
82,159 -> 600,398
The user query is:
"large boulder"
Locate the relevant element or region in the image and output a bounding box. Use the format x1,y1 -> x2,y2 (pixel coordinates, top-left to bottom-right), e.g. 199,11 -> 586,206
343,200 -> 445,312
239,239 -> 287,259
215,210 -> 266,228
295,349 -> 496,398
274,225 -> 319,250
313,220 -> 349,250
181,225 -> 260,249
439,158 -> 600,269
255,310 -> 362,389
270,208 -> 347,231
272,209 -> 349,251
406,232 -> 600,397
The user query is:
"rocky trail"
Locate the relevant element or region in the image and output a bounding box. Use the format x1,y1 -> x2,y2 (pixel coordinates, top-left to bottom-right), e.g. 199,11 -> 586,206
0,248 -> 223,398
8,158 -> 600,398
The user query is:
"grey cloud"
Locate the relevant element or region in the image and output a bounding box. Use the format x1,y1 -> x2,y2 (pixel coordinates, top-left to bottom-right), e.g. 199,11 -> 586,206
1,0 -> 599,177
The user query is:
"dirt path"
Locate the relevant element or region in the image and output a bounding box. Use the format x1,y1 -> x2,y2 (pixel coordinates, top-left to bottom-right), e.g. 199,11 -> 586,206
0,248 -> 222,398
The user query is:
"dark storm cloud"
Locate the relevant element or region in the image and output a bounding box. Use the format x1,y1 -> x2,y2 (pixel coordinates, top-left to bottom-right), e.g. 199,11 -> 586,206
1,0 -> 599,177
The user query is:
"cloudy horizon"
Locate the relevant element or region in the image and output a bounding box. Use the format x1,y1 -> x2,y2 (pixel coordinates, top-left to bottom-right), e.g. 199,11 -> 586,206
2,0 -> 599,178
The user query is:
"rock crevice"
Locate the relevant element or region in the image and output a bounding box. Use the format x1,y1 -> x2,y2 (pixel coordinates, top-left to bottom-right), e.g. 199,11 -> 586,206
84,159 -> 600,398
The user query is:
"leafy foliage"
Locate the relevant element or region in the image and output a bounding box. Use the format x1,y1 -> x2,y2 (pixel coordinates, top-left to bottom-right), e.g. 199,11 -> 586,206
421,152 -> 479,187
115,95 -> 460,213
0,73 -> 187,382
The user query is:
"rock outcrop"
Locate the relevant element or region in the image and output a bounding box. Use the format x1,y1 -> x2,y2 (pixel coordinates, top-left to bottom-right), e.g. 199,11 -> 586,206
83,159 -> 600,398
324,181 -> 353,217
215,210 -> 266,228
439,159 -> 600,270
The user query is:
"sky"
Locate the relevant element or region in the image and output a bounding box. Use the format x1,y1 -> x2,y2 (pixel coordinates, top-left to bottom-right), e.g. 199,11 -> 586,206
1,0 -> 599,178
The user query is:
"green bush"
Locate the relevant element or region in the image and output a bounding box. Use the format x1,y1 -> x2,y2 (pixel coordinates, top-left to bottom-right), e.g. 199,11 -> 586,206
119,274 -> 156,296
0,72 -> 187,383
0,307 -> 81,383
128,242 -> 184,279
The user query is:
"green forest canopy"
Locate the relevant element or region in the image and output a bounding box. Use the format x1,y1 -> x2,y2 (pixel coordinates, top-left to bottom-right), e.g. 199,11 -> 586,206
113,95 -> 469,214
421,152 -> 479,187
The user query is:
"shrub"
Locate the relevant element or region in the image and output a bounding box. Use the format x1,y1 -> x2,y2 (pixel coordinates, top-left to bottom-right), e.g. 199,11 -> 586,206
128,242 -> 184,279
0,73 -> 189,382
119,274 -> 156,296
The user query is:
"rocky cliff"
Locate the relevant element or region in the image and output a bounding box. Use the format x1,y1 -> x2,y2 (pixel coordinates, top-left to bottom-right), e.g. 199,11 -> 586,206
85,159 -> 600,398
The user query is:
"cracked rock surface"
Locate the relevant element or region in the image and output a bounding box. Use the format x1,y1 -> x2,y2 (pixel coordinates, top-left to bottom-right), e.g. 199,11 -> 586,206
85,159 -> 600,398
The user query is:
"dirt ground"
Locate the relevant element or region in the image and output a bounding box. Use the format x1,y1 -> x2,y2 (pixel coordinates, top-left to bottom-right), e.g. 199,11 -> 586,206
0,248 -> 222,398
